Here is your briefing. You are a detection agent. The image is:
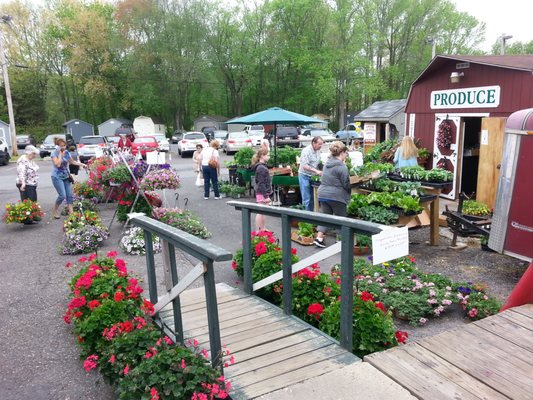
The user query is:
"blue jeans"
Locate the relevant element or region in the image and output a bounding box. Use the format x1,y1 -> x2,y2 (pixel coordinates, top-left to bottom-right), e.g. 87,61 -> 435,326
52,175 -> 73,205
202,165 -> 219,198
298,174 -> 313,211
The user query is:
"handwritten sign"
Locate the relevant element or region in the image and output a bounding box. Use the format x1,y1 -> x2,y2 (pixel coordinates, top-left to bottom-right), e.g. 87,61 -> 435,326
146,151 -> 165,165
363,123 -> 377,143
371,227 -> 409,265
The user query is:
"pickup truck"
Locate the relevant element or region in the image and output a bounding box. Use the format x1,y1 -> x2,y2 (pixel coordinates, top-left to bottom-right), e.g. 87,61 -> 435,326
335,123 -> 363,140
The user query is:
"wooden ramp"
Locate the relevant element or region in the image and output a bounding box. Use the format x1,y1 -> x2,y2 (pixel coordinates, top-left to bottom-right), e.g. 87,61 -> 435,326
159,283 -> 359,399
366,304 -> 533,400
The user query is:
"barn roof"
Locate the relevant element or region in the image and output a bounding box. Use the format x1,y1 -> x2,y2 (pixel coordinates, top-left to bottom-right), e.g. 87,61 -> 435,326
412,55 -> 533,86
62,119 -> 92,127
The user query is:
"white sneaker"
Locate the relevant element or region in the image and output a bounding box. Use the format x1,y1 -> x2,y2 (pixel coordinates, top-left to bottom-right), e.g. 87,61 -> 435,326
314,238 -> 326,248
214,196 -> 221,200
204,197 -> 209,200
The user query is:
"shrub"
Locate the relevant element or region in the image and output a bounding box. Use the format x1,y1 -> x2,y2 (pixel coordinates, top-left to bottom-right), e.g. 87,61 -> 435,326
319,292 -> 405,358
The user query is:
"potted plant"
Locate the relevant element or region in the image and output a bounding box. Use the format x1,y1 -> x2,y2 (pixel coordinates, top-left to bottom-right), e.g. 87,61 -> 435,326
291,222 -> 315,245
417,147 -> 430,167
233,147 -> 255,168
230,184 -> 246,199
2,199 -> 44,225
354,233 -> 372,255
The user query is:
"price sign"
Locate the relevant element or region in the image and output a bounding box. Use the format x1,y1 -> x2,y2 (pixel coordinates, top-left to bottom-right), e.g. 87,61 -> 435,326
363,123 -> 377,143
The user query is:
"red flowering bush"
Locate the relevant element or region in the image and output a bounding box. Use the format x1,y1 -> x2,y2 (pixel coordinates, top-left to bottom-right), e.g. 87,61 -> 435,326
319,291 -> 405,358
275,264 -> 340,326
64,252 -> 232,399
231,231 -> 279,278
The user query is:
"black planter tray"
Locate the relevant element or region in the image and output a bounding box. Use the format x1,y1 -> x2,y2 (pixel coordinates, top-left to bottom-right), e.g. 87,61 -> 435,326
387,174 -> 453,188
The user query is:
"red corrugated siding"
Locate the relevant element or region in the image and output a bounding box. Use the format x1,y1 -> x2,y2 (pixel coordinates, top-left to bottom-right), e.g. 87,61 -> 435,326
406,58 -> 533,152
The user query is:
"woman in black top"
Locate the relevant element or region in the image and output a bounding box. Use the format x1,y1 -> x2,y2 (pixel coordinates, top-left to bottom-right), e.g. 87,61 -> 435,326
252,148 -> 272,232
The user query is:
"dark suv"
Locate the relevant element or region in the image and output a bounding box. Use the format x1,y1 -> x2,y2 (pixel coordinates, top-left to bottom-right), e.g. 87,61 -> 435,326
273,126 -> 300,147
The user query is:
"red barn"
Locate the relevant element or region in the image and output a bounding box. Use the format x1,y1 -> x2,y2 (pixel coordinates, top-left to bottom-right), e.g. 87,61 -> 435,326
405,55 -> 533,204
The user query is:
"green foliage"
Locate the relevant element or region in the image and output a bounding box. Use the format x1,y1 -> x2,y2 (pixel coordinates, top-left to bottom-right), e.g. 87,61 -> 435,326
462,200 -> 491,216
117,346 -> 221,400
104,164 -> 133,185
269,146 -> 299,167
363,139 -> 400,163
233,147 -> 255,167
319,295 -> 399,358
296,222 -> 315,238
353,205 -> 399,225
152,208 -> 211,239
116,192 -> 152,223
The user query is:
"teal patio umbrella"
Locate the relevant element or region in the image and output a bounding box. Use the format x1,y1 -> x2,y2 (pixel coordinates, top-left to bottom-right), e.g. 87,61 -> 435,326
226,107 -> 325,164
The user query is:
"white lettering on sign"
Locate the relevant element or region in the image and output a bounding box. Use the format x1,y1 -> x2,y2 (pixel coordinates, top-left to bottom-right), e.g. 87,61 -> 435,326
430,86 -> 500,109
371,227 -> 409,265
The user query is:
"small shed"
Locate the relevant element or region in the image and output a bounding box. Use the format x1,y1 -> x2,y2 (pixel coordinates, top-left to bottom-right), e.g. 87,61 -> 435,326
62,119 -> 94,144
98,118 -> 133,137
0,120 -> 12,156
354,99 -> 407,142
193,115 -> 229,132
133,116 -> 166,136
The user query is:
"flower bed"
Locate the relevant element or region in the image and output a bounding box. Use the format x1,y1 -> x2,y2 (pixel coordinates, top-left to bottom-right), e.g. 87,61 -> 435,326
63,252 -> 232,399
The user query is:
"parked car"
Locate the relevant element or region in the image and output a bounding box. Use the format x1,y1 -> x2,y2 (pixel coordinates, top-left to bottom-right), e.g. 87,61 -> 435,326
107,136 -> 121,149
299,127 -> 336,147
131,136 -> 159,158
0,137 -> 10,165
245,125 -> 266,146
272,126 -> 300,147
16,134 -> 36,149
222,131 -> 252,155
336,123 -> 363,140
201,126 -> 217,142
177,132 -> 208,157
151,134 -> 170,152
39,134 -> 66,158
77,135 -> 109,163
171,130 -> 185,144
213,130 -> 228,143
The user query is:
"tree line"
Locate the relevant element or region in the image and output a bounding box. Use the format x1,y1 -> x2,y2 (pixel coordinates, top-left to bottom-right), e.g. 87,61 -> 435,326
0,0 -> 529,137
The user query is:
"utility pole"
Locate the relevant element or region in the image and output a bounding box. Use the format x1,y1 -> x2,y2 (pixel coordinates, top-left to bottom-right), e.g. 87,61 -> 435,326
0,15 -> 17,156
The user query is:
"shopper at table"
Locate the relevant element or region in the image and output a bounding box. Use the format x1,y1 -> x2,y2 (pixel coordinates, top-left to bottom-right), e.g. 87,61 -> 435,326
314,141 -> 350,248
298,136 -> 323,211
394,136 -> 418,168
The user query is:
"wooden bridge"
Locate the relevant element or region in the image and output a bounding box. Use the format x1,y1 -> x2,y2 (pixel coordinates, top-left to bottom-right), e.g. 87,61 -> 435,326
160,283 -> 358,399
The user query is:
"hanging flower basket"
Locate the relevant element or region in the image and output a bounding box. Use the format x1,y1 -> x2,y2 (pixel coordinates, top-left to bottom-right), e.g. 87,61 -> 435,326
437,120 -> 453,149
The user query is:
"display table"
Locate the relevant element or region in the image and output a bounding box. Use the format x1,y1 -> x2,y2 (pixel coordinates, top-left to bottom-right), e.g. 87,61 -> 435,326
350,185 -> 441,246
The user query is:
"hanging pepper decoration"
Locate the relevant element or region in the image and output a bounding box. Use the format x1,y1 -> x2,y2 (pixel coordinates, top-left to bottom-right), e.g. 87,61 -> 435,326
437,120 -> 452,149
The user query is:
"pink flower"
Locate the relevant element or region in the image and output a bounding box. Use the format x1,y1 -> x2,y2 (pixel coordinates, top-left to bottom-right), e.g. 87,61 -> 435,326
78,256 -> 87,263
65,262 -> 72,269
307,303 -> 324,320
468,308 -> 478,318
150,387 -> 160,400
88,253 -> 97,261
88,300 -> 101,309
83,354 -> 98,372
109,354 -> 115,364
255,242 -> 267,256
123,364 -> 129,375
181,358 -> 186,369
107,250 -> 118,258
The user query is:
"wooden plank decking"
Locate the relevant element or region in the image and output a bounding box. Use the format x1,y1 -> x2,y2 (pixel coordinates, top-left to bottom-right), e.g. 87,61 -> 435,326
366,304 -> 533,400
159,283 -> 359,399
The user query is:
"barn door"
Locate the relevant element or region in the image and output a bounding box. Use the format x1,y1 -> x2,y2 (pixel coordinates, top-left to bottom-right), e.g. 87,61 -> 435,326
476,118 -> 506,209
432,114 -> 461,199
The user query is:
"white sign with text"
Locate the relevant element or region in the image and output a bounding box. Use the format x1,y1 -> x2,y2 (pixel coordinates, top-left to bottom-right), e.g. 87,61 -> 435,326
372,227 -> 409,265
146,151 -> 165,165
363,123 -> 377,143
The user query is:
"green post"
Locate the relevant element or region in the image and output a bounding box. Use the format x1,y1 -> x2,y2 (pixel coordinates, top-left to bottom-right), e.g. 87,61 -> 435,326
242,208 -> 252,294
339,225 -> 354,352
281,214 -> 293,315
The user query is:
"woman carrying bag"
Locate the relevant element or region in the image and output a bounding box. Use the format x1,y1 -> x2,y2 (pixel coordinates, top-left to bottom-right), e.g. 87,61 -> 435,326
192,144 -> 204,187
200,140 -> 221,199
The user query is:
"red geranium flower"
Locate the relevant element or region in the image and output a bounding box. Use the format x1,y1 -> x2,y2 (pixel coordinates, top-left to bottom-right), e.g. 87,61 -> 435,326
395,330 -> 409,344
307,303 -> 324,320
360,291 -> 374,302
255,242 -> 267,256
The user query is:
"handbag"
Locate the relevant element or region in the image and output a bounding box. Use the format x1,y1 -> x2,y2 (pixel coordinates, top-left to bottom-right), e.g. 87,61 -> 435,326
195,171 -> 204,186
208,150 -> 218,169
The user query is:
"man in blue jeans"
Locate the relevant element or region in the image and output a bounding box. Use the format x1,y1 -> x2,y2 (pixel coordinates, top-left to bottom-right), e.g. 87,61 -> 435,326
298,136 -> 323,211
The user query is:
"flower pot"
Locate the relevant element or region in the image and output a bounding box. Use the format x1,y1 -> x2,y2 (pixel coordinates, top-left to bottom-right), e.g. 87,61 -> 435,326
353,246 -> 370,256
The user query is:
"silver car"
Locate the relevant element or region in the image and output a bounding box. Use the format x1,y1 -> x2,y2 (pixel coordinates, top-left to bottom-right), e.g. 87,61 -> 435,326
222,131 -> 252,155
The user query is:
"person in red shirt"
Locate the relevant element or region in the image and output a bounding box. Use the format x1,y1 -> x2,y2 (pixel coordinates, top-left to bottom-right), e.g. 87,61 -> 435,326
117,133 -> 132,150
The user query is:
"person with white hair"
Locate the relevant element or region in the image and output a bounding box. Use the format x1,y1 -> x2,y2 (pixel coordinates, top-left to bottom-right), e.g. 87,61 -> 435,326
16,145 -> 40,201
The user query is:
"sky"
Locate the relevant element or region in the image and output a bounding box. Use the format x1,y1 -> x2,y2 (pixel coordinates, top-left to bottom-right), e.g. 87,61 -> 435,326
0,0 -> 531,52
451,0 -> 532,51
